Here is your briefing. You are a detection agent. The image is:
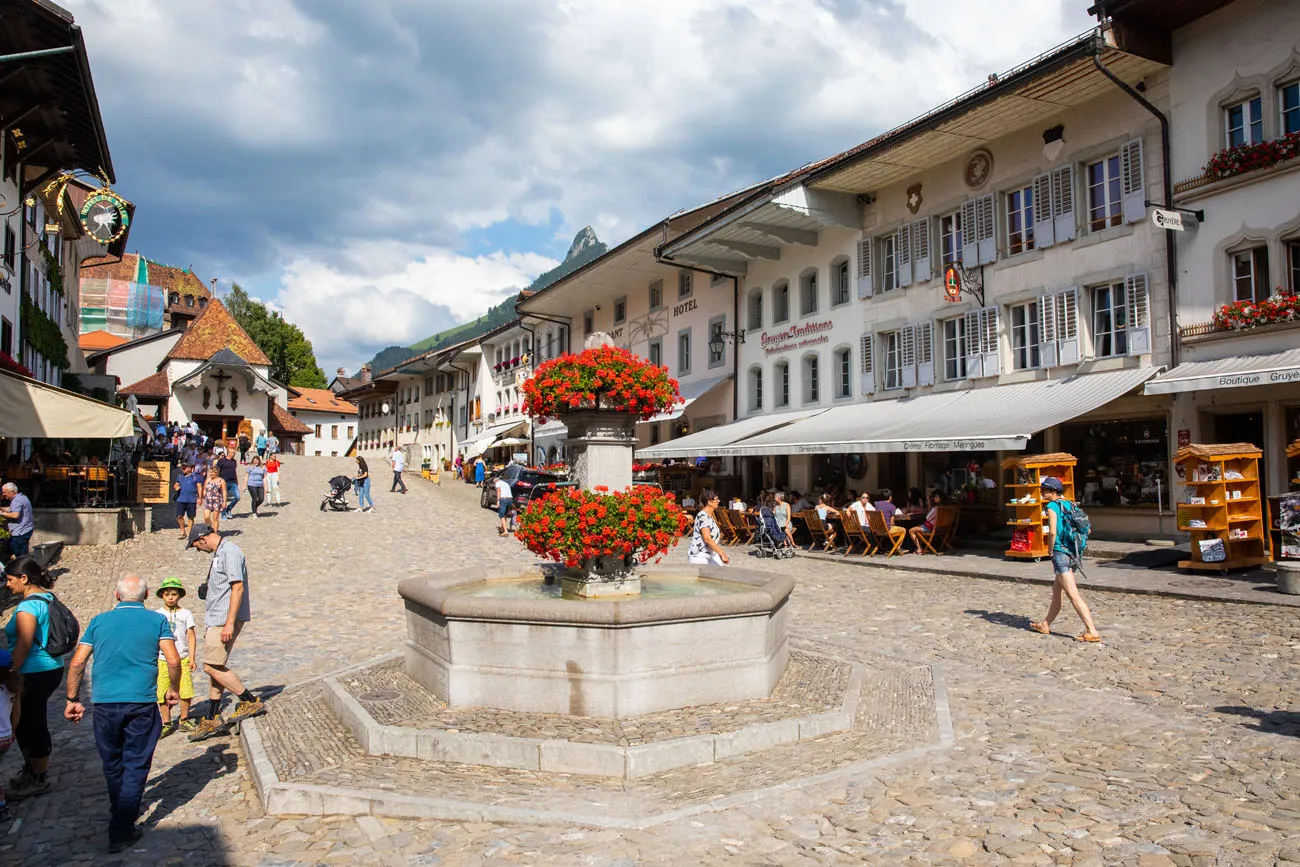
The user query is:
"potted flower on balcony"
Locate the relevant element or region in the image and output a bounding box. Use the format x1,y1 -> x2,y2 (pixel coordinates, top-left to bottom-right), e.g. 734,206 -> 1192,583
1212,293 -> 1300,331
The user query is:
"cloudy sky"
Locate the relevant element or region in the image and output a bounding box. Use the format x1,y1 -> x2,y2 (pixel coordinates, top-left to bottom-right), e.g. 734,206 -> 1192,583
65,0 -> 1095,374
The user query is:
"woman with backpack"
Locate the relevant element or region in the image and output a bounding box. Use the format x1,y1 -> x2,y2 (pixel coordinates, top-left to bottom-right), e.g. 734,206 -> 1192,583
1029,477 -> 1101,643
3,557 -> 69,800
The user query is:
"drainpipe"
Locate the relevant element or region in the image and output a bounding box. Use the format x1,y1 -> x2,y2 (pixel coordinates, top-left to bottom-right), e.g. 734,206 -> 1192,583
1093,43 -> 1180,367
519,319 -> 538,461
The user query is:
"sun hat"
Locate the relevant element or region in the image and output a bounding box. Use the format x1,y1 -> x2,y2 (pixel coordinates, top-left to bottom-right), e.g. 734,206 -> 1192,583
1039,476 -> 1065,494
156,576 -> 186,598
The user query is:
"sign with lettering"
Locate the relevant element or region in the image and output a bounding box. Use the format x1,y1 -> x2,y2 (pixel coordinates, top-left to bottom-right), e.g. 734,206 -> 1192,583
136,461 -> 171,504
759,321 -> 834,356
79,187 -> 131,244
1152,208 -> 1197,232
1147,365 -> 1300,394
672,298 -> 698,317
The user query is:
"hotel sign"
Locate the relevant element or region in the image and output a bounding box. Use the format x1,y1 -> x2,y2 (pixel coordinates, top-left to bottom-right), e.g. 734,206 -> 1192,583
760,320 -> 834,356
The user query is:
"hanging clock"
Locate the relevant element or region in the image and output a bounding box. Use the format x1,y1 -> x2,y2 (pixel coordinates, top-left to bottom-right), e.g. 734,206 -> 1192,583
846,454 -> 868,481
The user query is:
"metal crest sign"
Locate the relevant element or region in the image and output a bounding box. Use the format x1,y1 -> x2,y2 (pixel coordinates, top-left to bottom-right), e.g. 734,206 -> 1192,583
79,187 -> 131,244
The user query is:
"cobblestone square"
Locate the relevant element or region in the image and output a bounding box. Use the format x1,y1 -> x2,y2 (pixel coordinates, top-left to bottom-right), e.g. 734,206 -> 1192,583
4,457 -> 1300,866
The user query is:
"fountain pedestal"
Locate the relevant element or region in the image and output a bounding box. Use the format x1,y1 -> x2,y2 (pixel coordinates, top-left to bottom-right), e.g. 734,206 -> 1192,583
560,409 -> 640,598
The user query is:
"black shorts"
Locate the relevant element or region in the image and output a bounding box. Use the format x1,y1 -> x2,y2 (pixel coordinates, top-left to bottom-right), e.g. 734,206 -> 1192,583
176,501 -> 197,519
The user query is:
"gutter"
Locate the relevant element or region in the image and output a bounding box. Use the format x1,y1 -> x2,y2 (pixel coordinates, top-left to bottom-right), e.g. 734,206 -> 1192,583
1091,43 -> 1180,367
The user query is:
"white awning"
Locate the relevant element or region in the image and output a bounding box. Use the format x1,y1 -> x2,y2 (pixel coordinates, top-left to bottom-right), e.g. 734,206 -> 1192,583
719,366 -> 1158,456
459,420 -> 526,460
0,368 -> 134,438
533,418 -> 567,444
635,407 -> 827,459
644,374 -> 732,423
1144,348 -> 1300,395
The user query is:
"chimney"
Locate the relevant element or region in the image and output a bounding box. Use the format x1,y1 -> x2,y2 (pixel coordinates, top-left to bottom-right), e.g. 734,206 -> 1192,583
361,364 -> 372,384
337,367 -> 346,376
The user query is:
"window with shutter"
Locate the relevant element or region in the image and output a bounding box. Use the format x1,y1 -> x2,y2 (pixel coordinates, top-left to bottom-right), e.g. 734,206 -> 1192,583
961,199 -> 981,265
856,237 -> 873,298
1009,301 -> 1040,370
980,306 -> 1001,375
859,333 -> 875,394
916,321 -> 935,386
1125,271 -> 1151,355
1052,166 -> 1076,242
1033,174 -> 1056,248
882,331 -> 903,391
896,223 -> 913,288
912,218 -> 932,282
1120,139 -> 1145,224
1038,294 -> 1058,368
976,194 -> 997,264
900,325 -> 917,388
964,309 -> 984,378
1056,289 -> 1080,364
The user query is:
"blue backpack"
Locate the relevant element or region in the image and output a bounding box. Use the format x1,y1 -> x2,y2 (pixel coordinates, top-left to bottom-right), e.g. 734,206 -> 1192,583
1052,499 -> 1091,559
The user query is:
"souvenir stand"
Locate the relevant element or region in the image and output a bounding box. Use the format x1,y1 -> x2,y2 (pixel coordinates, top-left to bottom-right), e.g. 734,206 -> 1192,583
1268,439 -> 1300,562
1174,443 -> 1269,572
1001,452 -> 1077,561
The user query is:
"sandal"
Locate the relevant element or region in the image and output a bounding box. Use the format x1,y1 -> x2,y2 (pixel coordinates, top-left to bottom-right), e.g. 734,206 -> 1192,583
1075,633 -> 1101,643
1029,621 -> 1050,635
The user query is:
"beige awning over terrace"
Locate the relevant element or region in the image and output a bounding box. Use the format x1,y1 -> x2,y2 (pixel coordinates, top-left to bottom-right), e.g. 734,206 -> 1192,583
0,368 -> 133,438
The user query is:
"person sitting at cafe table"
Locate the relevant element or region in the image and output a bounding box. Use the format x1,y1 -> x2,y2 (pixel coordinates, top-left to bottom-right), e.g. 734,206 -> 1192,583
772,492 -> 796,545
846,492 -> 876,524
873,489 -> 900,528
815,494 -> 841,551
790,491 -> 813,514
902,487 -> 927,517
907,491 -> 945,553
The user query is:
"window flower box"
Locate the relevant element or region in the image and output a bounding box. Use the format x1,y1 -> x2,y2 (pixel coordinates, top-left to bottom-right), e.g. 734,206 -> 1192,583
1211,294 -> 1300,330
1206,132 -> 1300,181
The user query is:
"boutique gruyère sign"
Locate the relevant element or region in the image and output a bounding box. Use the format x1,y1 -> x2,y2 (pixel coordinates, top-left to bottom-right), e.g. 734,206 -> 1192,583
760,320 -> 834,356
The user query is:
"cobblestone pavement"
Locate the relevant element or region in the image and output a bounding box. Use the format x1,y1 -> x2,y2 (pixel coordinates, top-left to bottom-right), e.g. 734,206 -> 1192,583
3,457 -> 1300,865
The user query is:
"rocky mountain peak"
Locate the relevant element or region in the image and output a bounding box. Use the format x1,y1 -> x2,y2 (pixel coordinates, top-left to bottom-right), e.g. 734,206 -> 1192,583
565,226 -> 601,261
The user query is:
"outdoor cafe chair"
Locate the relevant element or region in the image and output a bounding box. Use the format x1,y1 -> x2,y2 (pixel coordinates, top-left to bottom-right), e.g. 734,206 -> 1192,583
800,510 -> 834,552
839,510 -> 875,556
84,466 -> 110,507
914,506 -> 958,555
866,509 -> 907,557
713,507 -> 740,545
734,510 -> 760,546
43,466 -> 71,506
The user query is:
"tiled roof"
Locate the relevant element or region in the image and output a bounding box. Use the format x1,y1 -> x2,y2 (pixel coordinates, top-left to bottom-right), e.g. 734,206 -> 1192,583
164,298 -> 270,366
287,387 -> 358,415
78,330 -> 126,351
118,369 -> 170,399
81,253 -> 138,282
330,375 -> 364,393
146,259 -> 209,297
80,254 -> 211,298
270,402 -> 312,434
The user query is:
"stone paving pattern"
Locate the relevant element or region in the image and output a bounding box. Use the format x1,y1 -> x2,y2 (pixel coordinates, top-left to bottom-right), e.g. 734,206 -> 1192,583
336,651 -> 851,745
2,457 -> 1300,864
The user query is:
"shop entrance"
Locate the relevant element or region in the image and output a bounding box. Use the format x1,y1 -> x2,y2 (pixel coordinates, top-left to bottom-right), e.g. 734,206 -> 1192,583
1213,411 -> 1267,495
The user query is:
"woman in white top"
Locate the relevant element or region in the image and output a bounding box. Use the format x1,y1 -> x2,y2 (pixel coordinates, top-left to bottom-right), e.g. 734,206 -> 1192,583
688,489 -> 730,567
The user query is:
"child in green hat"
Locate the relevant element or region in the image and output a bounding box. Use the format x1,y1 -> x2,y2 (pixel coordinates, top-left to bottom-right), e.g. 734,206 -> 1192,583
155,578 -> 197,736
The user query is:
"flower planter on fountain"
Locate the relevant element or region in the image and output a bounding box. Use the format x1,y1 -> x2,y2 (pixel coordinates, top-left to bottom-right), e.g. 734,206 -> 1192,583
398,340 -> 793,717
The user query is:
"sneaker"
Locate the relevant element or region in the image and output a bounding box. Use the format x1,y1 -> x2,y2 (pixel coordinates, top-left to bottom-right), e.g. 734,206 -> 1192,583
187,716 -> 232,742
7,772 -> 52,802
160,722 -> 178,739
178,718 -> 199,733
6,766 -> 33,792
228,697 -> 268,723
108,827 -> 143,853
250,513 -> 258,520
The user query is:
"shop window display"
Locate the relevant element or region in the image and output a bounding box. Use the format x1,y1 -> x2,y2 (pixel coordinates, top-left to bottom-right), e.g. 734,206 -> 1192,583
923,452 -> 999,505
1060,418 -> 1167,507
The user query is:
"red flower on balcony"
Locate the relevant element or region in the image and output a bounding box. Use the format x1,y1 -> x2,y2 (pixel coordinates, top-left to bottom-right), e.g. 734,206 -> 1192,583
1211,293 -> 1300,330
522,345 -> 682,424
1205,132 -> 1300,181
515,486 -> 691,568
0,352 -> 34,378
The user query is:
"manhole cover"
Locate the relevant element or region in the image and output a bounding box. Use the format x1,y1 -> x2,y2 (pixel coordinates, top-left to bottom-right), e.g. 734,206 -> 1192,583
358,690 -> 402,703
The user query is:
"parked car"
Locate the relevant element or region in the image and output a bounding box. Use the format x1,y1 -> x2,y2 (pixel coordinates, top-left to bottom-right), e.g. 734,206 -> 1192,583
480,465 -> 560,510
523,479 -> 580,505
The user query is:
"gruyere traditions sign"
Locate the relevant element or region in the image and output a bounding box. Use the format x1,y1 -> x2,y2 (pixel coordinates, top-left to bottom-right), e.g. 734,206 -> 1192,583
760,320 -> 833,356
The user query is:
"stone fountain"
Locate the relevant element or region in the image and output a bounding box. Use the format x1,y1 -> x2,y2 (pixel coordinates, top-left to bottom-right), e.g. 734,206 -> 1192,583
398,341 -> 791,718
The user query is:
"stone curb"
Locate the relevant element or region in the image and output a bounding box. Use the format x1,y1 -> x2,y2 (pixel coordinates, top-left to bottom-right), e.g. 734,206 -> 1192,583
320,654 -> 860,779
796,550 -> 1291,607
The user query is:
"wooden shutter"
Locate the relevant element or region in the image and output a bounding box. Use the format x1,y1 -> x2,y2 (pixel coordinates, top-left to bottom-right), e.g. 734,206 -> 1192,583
912,218 -> 932,283
859,333 -> 875,394
856,237 -> 873,298
1033,174 -> 1056,248
1120,139 -> 1145,224
896,223 -> 913,288
963,309 -> 984,379
1038,294 -> 1058,368
960,199 -> 980,265
1125,272 -> 1151,355
1056,289 -> 1080,364
916,321 -> 935,386
980,307 -> 1001,376
1052,166 -> 1076,242
976,194 -> 997,265
900,325 -> 917,388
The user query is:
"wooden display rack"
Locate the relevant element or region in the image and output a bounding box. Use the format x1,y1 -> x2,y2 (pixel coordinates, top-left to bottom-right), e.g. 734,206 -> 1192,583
1001,452 -> 1077,560
1174,443 -> 1269,573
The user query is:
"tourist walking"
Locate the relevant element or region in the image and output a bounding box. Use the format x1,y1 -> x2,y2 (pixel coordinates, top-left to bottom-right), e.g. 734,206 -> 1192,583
186,524 -> 266,741
254,431 -> 267,460
237,433 -> 251,464
687,489 -> 730,566
3,557 -> 65,801
473,455 -> 486,485
494,475 -> 514,535
1029,477 -> 1101,643
389,446 -> 408,494
64,573 -> 180,852
216,450 -> 240,519
0,649 -> 16,821
202,466 -> 226,533
265,454 -> 282,506
354,456 -> 374,512
267,433 -> 279,456
1,483 -> 34,560
154,578 -> 196,736
454,454 -> 463,479
245,456 -> 266,519
172,462 -> 200,541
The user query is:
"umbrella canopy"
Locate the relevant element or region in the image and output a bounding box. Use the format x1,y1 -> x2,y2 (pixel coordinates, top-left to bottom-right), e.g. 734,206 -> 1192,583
0,368 -> 133,438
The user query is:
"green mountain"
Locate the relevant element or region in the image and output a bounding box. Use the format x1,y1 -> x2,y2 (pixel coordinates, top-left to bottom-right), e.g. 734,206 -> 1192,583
366,227 -> 608,371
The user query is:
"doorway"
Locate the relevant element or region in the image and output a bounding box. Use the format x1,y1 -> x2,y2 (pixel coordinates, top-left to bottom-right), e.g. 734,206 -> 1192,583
1213,411 -> 1267,495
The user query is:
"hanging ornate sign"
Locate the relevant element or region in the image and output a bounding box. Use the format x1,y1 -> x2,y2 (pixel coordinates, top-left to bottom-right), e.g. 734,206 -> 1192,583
943,264 -> 962,303
79,187 -> 131,244
906,183 -> 923,214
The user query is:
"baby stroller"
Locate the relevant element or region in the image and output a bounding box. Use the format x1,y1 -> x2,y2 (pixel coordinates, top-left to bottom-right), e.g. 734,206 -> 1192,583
756,506 -> 796,559
321,475 -> 353,512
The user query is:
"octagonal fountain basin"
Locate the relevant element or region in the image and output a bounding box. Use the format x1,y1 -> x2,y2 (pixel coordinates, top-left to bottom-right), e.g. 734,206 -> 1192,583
397,565 -> 793,719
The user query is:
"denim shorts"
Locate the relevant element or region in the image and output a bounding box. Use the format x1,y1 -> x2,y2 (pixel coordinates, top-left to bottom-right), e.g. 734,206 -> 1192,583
1051,551 -> 1074,575
497,497 -> 513,518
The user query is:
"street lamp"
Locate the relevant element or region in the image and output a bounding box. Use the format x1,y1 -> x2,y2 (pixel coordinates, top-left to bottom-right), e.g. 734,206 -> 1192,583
708,328 -> 746,358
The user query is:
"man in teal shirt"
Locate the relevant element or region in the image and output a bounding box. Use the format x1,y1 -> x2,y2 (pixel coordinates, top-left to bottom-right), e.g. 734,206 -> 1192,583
65,574 -> 181,853
255,432 -> 268,459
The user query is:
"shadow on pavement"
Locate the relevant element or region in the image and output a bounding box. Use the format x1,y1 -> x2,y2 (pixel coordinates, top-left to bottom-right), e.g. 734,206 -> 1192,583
6,819 -> 231,866
1214,705 -> 1300,737
142,742 -> 239,827
964,608 -> 1071,638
